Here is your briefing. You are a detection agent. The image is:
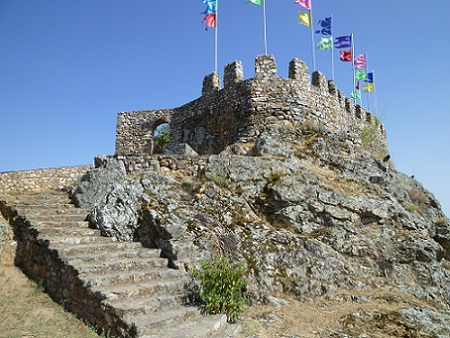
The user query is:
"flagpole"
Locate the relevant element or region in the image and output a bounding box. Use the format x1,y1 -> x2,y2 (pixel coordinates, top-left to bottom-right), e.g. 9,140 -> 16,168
351,33 -> 356,103
310,7 -> 316,71
373,70 -> 378,116
331,15 -> 334,80
214,0 -> 218,73
366,52 -> 371,112
262,0 -> 268,54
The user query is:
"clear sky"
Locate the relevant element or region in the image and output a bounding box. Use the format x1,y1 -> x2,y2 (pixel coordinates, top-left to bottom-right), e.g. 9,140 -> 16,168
1,0 -> 449,216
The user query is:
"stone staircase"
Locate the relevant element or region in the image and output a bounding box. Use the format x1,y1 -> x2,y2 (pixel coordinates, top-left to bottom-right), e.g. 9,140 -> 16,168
0,190 -> 237,338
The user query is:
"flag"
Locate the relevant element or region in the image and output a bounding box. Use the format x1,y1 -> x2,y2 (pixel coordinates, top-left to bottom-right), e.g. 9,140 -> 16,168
317,37 -> 332,50
354,54 -> 366,69
246,0 -> 262,5
363,82 -> 374,92
315,17 -> 332,35
202,0 -> 217,14
365,72 -> 374,83
297,12 -> 311,27
334,35 -> 352,49
339,49 -> 352,62
351,90 -> 361,100
355,69 -> 367,81
202,13 -> 216,29
356,81 -> 360,90
293,0 -> 311,11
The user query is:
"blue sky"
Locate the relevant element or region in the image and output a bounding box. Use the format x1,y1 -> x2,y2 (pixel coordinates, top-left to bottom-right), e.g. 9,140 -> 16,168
1,0 -> 449,216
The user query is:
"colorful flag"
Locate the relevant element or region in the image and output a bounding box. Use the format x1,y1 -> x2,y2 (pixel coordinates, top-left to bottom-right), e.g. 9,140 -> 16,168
246,0 -> 262,5
202,13 -> 216,29
297,12 -> 311,26
351,90 -> 361,100
334,35 -> 352,49
315,17 -> 332,35
339,49 -> 352,62
202,0 -> 217,14
354,54 -> 366,69
317,37 -> 332,50
363,82 -> 374,92
293,0 -> 311,11
355,69 -> 367,81
365,72 -> 374,83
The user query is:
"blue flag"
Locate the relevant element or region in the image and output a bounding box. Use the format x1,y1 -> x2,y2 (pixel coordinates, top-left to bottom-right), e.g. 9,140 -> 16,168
202,0 -> 217,14
315,17 -> 332,35
365,72 -> 374,83
334,35 -> 352,49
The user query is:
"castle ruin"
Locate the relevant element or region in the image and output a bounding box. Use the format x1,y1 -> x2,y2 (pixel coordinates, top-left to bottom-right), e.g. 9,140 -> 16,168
115,54 -> 387,159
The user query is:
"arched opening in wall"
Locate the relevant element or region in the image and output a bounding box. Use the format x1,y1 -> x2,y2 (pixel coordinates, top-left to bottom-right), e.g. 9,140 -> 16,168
153,122 -> 170,154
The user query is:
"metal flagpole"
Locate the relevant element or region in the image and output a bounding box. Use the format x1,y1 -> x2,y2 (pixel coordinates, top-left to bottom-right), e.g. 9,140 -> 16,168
355,54 -> 367,106
351,33 -> 356,103
373,70 -> 378,116
262,0 -> 268,54
331,15 -> 334,80
365,52 -> 371,112
215,0 -> 218,73
310,7 -> 316,71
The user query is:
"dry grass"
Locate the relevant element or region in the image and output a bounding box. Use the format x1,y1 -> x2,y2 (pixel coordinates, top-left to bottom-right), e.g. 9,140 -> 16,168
300,160 -> 365,196
237,289 -> 438,338
0,246 -> 100,338
407,189 -> 429,204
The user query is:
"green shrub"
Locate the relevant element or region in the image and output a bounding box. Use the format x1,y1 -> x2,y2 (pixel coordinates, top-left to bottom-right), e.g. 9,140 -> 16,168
190,256 -> 248,323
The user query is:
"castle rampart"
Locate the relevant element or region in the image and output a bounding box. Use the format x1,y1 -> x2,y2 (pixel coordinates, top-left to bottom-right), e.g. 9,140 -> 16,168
115,54 -> 387,158
0,165 -> 91,193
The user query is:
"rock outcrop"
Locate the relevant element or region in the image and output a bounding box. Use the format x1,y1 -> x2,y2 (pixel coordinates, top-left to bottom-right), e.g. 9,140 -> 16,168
72,116 -> 450,335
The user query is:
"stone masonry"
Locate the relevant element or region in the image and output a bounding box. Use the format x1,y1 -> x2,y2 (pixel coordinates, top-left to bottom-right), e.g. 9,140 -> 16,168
115,54 -> 388,158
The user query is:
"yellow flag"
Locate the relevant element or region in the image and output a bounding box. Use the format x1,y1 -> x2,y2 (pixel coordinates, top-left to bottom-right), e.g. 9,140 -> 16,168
297,12 -> 311,27
363,83 -> 374,93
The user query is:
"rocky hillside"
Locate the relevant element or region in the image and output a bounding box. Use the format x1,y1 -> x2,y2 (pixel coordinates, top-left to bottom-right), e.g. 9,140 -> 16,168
72,120 -> 450,336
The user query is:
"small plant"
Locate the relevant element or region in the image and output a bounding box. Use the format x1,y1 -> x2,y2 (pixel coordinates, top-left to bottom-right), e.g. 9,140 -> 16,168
205,172 -> 231,188
407,188 -> 428,204
190,256 -> 249,323
361,121 -> 379,150
404,203 -> 425,216
436,218 -> 448,226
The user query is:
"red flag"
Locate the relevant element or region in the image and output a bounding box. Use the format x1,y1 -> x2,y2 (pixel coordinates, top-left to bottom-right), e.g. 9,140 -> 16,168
340,49 -> 352,62
202,13 -> 216,29
356,81 -> 360,90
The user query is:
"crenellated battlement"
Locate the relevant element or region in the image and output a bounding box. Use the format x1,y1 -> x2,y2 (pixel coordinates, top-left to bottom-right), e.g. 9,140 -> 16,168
115,54 -> 387,158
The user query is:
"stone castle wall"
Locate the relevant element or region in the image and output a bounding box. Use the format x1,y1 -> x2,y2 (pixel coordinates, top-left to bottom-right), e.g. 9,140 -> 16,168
115,54 -> 388,158
0,165 -> 91,193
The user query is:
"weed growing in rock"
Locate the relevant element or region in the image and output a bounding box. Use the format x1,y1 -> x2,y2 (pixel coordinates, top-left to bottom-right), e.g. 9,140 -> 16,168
205,172 -> 231,188
190,256 -> 249,323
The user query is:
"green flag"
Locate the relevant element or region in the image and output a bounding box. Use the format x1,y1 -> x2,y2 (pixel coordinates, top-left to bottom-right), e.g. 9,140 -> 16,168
246,0 -> 262,5
355,69 -> 367,81
351,90 -> 361,100
317,37 -> 332,50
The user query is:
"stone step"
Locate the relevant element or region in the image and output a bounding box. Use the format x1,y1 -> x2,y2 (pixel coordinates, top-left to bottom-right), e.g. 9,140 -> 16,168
140,313 -> 231,338
73,257 -> 172,275
34,220 -> 90,229
126,306 -> 200,335
1,193 -> 71,205
60,246 -> 162,264
41,234 -> 117,245
34,226 -> 100,238
17,207 -> 88,216
81,268 -> 182,288
23,213 -> 88,222
93,278 -> 186,301
49,241 -> 145,256
103,292 -> 185,317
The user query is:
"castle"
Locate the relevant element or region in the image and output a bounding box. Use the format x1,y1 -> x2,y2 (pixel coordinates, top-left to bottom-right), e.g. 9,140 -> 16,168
115,54 -> 388,159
